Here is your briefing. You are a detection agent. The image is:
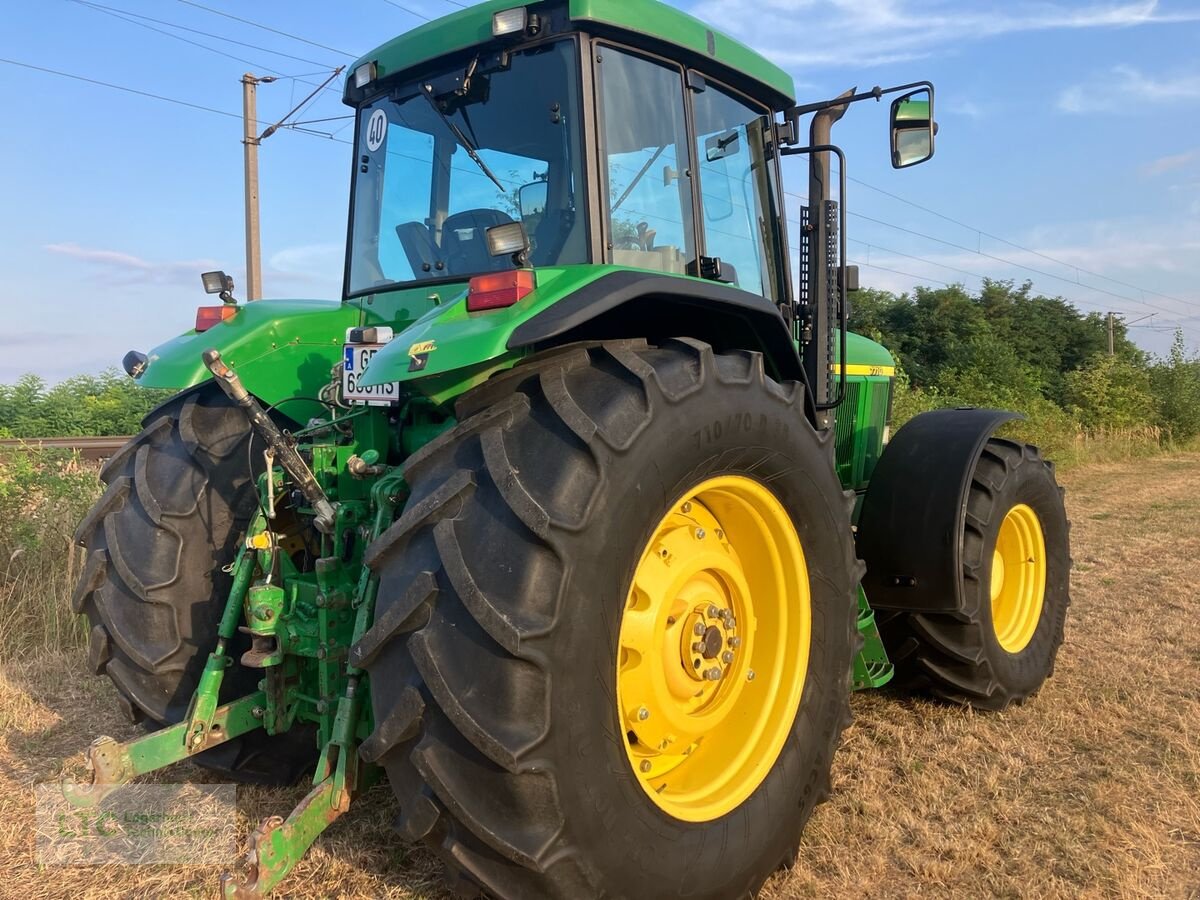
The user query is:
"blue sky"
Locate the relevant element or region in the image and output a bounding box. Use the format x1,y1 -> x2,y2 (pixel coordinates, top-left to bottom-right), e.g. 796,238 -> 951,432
2,0 -> 1198,382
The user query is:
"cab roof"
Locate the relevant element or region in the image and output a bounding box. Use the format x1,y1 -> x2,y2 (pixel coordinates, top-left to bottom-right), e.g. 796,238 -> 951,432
347,0 -> 796,110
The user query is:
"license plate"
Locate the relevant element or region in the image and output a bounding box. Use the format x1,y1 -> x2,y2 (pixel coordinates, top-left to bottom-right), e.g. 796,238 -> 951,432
342,344 -> 400,406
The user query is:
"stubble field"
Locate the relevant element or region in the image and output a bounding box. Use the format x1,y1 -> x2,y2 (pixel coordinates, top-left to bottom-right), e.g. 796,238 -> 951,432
1,453 -> 1197,899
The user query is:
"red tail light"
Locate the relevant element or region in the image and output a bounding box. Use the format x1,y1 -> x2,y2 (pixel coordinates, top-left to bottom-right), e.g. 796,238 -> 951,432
196,305 -> 238,332
467,270 -> 535,312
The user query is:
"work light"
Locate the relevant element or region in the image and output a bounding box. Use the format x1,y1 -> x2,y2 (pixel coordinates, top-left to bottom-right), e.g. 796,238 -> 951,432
486,222 -> 531,259
354,62 -> 376,89
492,7 -> 528,36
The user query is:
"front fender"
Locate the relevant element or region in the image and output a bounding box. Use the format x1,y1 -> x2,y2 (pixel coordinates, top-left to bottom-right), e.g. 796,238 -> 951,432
137,299 -> 360,418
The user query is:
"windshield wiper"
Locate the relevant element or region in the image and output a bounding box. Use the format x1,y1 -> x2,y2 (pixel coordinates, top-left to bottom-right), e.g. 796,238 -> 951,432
421,86 -> 507,194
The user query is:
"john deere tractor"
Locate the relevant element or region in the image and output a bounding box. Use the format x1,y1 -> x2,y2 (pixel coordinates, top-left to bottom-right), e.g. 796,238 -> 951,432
72,1 -> 1070,896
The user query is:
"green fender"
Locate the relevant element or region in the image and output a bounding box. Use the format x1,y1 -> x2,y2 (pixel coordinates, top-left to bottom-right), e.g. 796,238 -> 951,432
358,265 -> 806,406
135,299 -> 361,421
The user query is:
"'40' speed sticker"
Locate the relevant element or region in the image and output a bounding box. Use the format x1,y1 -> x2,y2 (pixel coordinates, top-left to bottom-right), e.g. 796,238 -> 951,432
366,109 -> 387,152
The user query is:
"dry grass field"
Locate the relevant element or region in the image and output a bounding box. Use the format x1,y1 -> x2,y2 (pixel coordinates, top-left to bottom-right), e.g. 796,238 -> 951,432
1,453 -> 1198,899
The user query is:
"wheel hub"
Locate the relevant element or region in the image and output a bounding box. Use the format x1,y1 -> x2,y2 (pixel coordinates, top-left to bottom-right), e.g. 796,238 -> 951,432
617,476 -> 810,822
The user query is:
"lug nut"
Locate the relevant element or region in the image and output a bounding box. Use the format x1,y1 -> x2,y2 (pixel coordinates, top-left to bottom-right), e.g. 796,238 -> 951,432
722,651 -> 734,664
681,501 -> 692,513
692,641 -> 706,653
728,636 -> 741,649
705,667 -> 722,681
695,528 -> 706,540
715,529 -> 724,540
640,760 -> 652,773
747,669 -> 756,681
694,622 -> 706,636
637,707 -> 650,721
707,605 -> 721,618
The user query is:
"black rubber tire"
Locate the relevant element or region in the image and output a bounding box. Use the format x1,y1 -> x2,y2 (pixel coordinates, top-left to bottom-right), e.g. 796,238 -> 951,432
353,339 -> 861,899
877,438 -> 1071,710
72,385 -> 317,783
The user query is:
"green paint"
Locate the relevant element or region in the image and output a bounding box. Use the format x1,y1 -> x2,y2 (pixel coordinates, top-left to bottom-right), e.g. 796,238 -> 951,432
852,587 -> 894,690
135,299 -> 361,422
349,0 -> 795,109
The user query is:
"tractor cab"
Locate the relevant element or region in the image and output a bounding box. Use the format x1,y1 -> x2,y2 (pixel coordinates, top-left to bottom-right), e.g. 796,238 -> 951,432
343,0 -> 798,302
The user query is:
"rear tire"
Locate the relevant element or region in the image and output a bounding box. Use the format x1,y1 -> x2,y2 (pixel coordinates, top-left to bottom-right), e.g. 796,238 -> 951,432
878,438 -> 1070,710
354,340 -> 860,899
72,386 -> 317,783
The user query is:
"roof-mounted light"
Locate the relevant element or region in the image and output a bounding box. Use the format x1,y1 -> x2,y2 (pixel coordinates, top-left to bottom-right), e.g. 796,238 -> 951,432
354,62 -> 377,89
493,7 -> 533,37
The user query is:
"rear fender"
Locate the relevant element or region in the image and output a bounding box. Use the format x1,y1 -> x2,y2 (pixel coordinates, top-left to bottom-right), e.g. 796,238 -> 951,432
359,265 -> 807,406
856,408 -> 1021,612
135,300 -> 360,421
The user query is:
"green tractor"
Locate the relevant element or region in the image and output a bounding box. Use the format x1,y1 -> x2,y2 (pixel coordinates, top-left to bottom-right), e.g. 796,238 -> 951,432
72,1 -> 1071,896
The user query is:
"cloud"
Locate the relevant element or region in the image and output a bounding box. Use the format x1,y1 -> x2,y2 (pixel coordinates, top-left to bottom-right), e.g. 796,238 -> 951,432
1142,150 -> 1199,177
1057,65 -> 1200,113
687,0 -> 1200,70
44,242 -> 220,287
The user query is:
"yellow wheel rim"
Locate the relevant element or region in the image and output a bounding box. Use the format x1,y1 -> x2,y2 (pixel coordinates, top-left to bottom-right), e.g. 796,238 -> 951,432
989,503 -> 1047,653
616,475 -> 810,822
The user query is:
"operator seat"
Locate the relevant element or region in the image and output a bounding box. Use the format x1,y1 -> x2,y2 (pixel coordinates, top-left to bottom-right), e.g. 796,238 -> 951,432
442,208 -> 514,274
395,222 -> 442,275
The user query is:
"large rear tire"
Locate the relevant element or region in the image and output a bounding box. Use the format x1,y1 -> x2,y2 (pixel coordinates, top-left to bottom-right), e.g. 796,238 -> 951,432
878,438 -> 1071,710
72,386 -> 317,783
354,340 -> 861,898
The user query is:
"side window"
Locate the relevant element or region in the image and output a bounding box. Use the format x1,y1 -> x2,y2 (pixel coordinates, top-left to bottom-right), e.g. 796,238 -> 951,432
692,81 -> 779,300
598,47 -> 695,275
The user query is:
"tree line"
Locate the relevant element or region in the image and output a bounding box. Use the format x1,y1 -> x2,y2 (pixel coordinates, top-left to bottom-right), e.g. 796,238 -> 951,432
849,279 -> 1200,443
1,282 -> 1198,447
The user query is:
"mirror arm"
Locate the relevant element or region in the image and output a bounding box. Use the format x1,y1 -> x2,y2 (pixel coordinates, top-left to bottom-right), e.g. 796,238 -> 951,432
782,81 -> 934,143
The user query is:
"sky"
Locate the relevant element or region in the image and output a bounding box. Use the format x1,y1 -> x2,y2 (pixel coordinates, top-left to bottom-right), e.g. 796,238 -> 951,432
2,0 -> 1199,382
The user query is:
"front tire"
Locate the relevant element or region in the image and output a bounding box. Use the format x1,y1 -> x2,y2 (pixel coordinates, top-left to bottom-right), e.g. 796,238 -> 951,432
879,438 -> 1071,709
354,340 -> 860,898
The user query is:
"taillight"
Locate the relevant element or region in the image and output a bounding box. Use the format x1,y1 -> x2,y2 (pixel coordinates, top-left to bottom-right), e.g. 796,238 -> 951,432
196,305 -> 238,332
467,270 -> 535,312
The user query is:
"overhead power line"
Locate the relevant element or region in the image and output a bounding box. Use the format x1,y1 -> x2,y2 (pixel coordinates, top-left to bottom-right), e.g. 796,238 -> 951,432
784,189 -> 1197,330
0,57 -> 241,120
380,0 -> 432,21
844,174 -> 1198,312
68,0 -> 342,69
174,0 -> 356,58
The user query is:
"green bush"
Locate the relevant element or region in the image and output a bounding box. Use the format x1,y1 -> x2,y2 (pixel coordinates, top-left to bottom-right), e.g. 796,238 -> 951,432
0,369 -> 172,438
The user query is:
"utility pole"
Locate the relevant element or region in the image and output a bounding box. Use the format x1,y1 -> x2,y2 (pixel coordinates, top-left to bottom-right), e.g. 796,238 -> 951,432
239,68 -> 340,302
1107,312 -> 1115,356
241,74 -> 274,301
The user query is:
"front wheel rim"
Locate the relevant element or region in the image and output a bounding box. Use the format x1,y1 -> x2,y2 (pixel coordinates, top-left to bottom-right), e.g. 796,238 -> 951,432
989,503 -> 1047,653
616,475 -> 811,822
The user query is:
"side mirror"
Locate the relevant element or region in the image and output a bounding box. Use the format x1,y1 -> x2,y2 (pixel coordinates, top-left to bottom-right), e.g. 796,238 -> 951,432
889,88 -> 935,169
704,128 -> 740,162
516,181 -> 547,221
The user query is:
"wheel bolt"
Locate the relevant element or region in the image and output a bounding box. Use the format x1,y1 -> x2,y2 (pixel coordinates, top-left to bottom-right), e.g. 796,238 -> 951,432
707,605 -> 720,618
692,641 -> 706,653
705,667 -> 722,681
637,707 -> 650,721
695,528 -> 706,540
694,622 -> 706,636
722,651 -> 734,664
747,669 -> 756,681
681,501 -> 692,514
640,760 -> 652,773
728,636 -> 741,649
715,529 -> 724,540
